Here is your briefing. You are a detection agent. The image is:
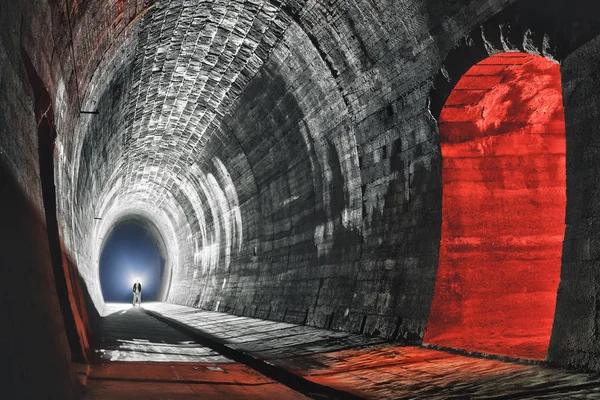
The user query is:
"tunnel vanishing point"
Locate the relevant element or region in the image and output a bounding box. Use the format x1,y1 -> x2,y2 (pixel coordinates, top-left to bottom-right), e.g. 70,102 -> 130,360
4,0 -> 600,398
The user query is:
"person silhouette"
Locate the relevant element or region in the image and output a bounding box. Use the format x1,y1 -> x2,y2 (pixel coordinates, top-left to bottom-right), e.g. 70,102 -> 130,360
132,279 -> 142,307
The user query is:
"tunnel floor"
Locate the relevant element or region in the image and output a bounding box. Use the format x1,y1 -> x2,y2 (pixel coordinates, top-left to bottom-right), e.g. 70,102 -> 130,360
83,303 -> 600,399
84,303 -> 307,399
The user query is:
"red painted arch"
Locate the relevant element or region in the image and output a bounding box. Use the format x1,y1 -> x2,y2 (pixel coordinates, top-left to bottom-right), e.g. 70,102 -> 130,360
424,53 -> 566,360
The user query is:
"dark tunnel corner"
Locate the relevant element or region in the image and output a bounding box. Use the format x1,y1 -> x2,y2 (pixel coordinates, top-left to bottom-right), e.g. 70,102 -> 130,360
6,2 -> 600,398
18,47 -> 98,374
0,154 -> 87,399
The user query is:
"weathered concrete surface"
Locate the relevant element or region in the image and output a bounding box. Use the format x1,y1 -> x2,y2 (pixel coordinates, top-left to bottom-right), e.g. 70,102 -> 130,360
4,2 -> 600,397
94,303 -> 231,363
146,302 -> 600,399
85,303 -> 307,399
0,1 -> 83,398
0,156 -> 81,399
301,348 -> 600,399
548,33 -> 600,372
84,362 -> 307,400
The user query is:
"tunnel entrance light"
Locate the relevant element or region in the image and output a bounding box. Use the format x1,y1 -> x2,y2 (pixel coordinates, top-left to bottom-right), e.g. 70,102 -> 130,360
424,53 -> 566,360
100,220 -> 164,303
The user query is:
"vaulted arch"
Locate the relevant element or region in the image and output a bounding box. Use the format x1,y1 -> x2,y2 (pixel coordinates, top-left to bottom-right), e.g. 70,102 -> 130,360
425,52 -> 566,360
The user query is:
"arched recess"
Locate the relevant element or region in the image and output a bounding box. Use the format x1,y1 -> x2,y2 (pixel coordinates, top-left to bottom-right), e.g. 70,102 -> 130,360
424,52 -> 566,360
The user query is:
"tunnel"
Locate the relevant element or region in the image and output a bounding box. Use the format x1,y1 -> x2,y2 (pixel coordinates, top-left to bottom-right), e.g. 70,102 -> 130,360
424,53 -> 566,360
3,0 -> 600,398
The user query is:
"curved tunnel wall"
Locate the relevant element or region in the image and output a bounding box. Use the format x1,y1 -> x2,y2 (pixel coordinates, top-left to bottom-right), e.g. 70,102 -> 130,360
424,53 -> 566,360
0,4 -> 80,396
4,4 -> 600,397
55,0 -> 600,355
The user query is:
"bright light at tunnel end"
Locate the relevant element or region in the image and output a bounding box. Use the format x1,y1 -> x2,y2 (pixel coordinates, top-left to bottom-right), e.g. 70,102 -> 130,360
99,221 -> 164,303
130,275 -> 143,285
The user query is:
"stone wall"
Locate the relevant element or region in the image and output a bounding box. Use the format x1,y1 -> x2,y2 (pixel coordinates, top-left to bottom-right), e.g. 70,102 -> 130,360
158,0 -> 515,341
0,1 -> 79,397
548,34 -> 600,371
4,4 -> 600,395
66,0 -> 516,342
59,0 -> 600,356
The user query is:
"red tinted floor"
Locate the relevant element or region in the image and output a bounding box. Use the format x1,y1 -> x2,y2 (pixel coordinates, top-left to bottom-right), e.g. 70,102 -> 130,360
142,303 -> 600,399
82,304 -> 306,399
84,362 -> 307,400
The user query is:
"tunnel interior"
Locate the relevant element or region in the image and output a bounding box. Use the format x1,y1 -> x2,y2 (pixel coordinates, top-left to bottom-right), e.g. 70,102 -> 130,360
99,219 -> 166,303
424,52 -> 566,360
6,0 -> 600,397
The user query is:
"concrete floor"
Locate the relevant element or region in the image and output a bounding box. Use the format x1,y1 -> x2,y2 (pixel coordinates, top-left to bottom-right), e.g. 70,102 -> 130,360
84,303 -> 307,399
93,304 -> 229,362
83,303 -> 600,399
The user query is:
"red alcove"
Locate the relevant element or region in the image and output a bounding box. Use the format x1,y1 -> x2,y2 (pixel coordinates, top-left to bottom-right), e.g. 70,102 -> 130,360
424,53 -> 566,360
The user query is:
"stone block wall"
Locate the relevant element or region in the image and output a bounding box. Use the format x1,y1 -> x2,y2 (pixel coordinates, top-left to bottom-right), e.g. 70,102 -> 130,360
160,0 -> 515,342
0,1 -> 80,397
4,2 -> 600,390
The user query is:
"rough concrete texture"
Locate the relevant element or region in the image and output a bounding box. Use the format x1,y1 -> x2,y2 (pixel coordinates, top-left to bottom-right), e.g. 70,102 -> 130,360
3,1 -> 600,395
94,303 -> 232,363
0,1 -> 80,398
86,303 -> 306,399
84,362 -> 308,400
548,33 -> 600,371
61,0 -> 519,343
145,302 -> 600,399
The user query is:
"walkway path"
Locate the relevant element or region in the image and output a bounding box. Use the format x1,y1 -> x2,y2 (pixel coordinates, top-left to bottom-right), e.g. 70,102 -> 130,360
82,302 -> 600,399
83,303 -> 307,399
144,302 -> 600,399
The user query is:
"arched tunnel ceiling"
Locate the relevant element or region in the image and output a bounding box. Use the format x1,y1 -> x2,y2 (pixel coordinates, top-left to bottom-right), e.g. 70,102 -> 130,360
50,0 -> 600,355
65,0 -> 309,307
83,0 -> 300,205
8,1 -> 600,393
59,0 -> 525,314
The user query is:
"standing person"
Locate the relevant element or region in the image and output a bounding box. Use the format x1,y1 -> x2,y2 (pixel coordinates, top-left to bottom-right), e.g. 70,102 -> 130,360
133,279 -> 142,307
